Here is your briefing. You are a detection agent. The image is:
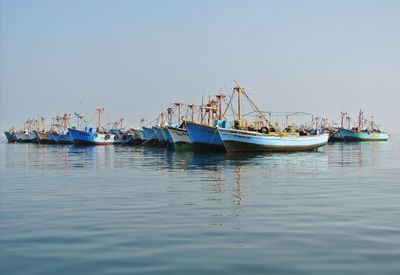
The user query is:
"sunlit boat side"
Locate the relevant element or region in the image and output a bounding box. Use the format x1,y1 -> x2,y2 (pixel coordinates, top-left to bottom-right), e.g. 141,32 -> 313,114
218,128 -> 329,153
186,121 -> 226,152
68,127 -> 132,145
167,126 -> 191,150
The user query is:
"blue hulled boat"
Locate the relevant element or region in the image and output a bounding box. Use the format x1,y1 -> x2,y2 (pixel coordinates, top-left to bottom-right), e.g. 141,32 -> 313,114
338,111 -> 389,142
338,128 -> 389,141
68,127 -> 133,145
218,128 -> 329,153
186,121 -> 226,152
214,86 -> 329,153
48,130 -> 73,144
142,126 -> 160,146
161,127 -> 174,145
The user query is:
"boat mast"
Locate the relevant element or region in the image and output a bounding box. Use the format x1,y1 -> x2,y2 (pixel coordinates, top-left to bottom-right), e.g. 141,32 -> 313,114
340,112 -> 347,128
167,107 -> 172,126
160,112 -> 164,127
216,94 -> 225,120
74,112 -> 83,130
40,117 -> 45,132
235,87 -> 241,120
63,114 -> 69,130
96,108 -> 104,131
200,104 -> 205,123
174,103 -> 183,125
188,104 -> 195,122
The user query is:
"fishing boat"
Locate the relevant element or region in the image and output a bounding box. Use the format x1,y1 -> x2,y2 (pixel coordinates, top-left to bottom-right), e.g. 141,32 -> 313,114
219,128 -> 329,152
31,118 -> 52,144
68,127 -> 133,145
107,119 -> 134,145
47,114 -> 73,144
186,95 -> 228,152
13,120 -> 38,143
69,127 -> 115,145
339,128 -> 389,141
217,86 -> 329,153
161,104 -> 187,148
186,121 -> 225,151
68,108 -> 133,145
338,111 -> 389,141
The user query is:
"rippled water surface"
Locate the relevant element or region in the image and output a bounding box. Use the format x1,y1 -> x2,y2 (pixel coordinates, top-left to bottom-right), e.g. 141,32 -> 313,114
1,136 -> 400,274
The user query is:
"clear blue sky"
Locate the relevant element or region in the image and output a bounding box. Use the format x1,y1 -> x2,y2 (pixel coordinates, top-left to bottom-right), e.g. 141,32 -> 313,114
1,0 -> 399,131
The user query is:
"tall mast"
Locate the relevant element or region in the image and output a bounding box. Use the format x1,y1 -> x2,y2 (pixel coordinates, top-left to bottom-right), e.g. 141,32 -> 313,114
188,104 -> 196,122
96,108 -> 104,131
160,112 -> 164,127
216,94 -> 225,120
174,103 -> 183,125
63,114 -> 68,130
207,106 -> 212,126
340,112 -> 347,128
167,107 -> 172,126
358,110 -> 363,131
234,87 -> 241,120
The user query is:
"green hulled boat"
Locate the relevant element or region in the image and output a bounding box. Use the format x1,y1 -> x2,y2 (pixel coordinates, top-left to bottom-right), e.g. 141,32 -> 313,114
338,128 -> 389,141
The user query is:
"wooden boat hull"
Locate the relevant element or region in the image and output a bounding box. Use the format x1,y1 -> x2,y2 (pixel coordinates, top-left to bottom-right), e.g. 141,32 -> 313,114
186,122 -> 225,152
339,128 -> 389,141
218,128 -> 329,153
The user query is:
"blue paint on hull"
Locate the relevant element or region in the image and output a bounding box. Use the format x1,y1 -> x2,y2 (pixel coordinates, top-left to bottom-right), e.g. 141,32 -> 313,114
162,127 -> 173,144
339,128 -> 389,141
48,131 -> 73,144
153,127 -> 166,142
218,128 -> 329,153
4,131 -> 15,142
68,128 -> 119,145
186,122 -> 225,151
142,127 -> 158,141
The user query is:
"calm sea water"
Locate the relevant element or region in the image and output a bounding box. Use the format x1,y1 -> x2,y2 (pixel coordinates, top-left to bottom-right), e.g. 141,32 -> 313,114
1,136 -> 400,275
